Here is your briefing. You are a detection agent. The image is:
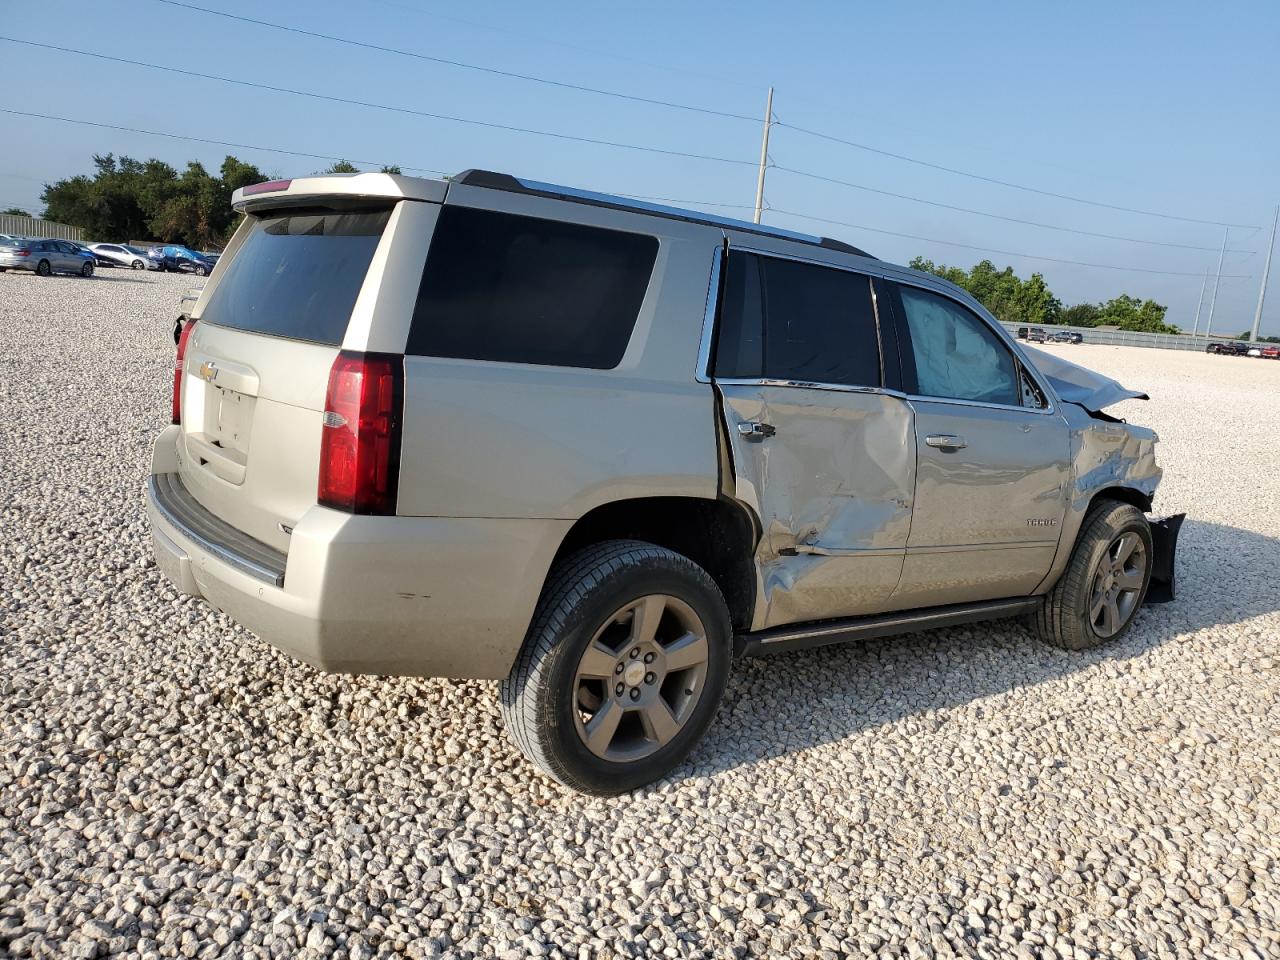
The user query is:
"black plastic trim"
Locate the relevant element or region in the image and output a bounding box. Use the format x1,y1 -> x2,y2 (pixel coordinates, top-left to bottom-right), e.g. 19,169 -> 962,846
737,597 -> 1042,657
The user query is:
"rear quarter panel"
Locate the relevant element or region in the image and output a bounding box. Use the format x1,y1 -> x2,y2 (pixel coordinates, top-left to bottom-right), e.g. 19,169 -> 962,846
396,190 -> 724,519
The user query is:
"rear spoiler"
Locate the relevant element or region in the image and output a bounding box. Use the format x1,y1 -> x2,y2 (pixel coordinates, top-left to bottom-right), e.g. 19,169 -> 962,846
231,173 -> 447,212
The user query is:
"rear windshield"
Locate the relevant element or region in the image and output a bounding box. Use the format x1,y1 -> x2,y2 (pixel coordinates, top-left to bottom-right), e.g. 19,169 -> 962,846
200,207 -> 391,345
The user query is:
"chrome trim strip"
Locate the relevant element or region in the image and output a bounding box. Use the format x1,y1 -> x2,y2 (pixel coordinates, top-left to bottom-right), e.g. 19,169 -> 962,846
905,540 -> 1058,555
715,376 -> 907,399
792,544 -> 904,558
905,393 -> 1058,416
694,247 -> 723,384
148,474 -> 286,587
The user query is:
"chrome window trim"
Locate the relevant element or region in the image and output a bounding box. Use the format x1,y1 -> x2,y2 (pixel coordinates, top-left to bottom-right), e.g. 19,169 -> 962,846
694,246 -> 723,383
716,376 -> 907,399
890,276 -> 1059,416
727,242 -> 887,275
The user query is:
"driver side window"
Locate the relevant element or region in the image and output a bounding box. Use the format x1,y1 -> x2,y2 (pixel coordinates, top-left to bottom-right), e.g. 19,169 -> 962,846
898,286 -> 1020,406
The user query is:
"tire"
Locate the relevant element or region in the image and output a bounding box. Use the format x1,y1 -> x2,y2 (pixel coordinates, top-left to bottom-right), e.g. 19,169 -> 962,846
500,540 -> 732,795
1030,499 -> 1153,650
132,260 -> 144,270
194,265 -> 207,276
81,261 -> 94,277
36,259 -> 51,277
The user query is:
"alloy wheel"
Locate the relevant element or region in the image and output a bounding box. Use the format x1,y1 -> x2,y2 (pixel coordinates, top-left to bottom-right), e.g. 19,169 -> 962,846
572,594 -> 710,762
1088,531 -> 1147,638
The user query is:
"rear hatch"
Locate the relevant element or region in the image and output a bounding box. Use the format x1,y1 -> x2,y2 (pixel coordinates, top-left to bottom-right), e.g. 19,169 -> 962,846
176,203 -> 394,553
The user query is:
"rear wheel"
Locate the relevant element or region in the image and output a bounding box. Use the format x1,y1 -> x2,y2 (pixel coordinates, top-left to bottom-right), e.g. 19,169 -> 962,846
35,259 -> 51,277
194,265 -> 207,276
80,261 -> 94,277
131,259 -> 144,270
1031,499 -> 1152,650
500,540 -> 731,794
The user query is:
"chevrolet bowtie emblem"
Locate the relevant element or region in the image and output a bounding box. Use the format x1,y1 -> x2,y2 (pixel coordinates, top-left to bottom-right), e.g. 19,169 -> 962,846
198,360 -> 218,382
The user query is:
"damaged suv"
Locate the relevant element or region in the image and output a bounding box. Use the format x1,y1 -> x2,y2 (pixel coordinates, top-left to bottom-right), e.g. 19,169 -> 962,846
147,171 -> 1182,793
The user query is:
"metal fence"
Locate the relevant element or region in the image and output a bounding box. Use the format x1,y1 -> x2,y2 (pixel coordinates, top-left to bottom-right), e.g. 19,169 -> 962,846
0,214 -> 83,241
997,322 -> 1253,352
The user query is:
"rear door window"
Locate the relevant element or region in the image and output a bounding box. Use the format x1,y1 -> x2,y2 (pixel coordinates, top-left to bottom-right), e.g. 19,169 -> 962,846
200,207 -> 391,345
408,206 -> 658,369
714,251 -> 881,388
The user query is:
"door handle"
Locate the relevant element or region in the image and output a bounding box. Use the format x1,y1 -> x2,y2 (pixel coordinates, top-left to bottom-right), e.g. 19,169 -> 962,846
925,434 -> 967,449
736,421 -> 777,440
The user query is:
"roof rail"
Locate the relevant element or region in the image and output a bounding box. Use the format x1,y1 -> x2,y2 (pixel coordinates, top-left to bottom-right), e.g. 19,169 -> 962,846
451,170 -> 875,260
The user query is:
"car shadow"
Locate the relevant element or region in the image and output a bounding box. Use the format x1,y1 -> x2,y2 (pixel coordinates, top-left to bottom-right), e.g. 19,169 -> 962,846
687,518 -> 1280,779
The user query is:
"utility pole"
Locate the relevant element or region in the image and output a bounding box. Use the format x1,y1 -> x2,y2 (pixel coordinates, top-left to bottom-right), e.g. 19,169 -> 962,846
752,86 -> 774,225
1203,227 -> 1228,340
1250,205 -> 1278,343
1191,274 -> 1207,337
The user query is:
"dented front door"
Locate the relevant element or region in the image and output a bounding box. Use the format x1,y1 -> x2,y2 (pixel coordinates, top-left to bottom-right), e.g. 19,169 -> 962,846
718,382 -> 916,629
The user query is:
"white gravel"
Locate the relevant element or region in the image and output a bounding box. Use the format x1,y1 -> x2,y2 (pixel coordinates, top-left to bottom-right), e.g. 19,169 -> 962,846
2,270 -> 1278,959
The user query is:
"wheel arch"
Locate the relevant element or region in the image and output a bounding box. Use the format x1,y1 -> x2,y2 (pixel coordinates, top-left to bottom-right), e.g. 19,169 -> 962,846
546,496 -> 759,633
1088,485 -> 1153,515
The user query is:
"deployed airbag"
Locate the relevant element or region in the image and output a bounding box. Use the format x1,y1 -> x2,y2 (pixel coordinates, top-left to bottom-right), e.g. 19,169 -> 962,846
1020,344 -> 1149,413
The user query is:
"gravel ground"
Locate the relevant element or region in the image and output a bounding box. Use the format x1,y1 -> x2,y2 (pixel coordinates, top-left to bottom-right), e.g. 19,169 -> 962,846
2,269 -> 1278,960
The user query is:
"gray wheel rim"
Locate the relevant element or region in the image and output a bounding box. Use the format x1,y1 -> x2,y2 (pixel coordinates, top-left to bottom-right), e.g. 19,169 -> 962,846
572,594 -> 710,762
1088,531 -> 1147,638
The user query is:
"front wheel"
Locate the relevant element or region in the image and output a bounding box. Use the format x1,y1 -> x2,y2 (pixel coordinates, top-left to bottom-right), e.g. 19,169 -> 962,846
35,259 -> 51,277
1030,500 -> 1152,650
500,540 -> 732,794
132,259 -> 144,270
81,261 -> 94,277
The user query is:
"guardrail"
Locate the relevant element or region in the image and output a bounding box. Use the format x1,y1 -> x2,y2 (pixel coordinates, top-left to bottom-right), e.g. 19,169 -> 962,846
0,214 -> 83,241
998,323 -> 1258,352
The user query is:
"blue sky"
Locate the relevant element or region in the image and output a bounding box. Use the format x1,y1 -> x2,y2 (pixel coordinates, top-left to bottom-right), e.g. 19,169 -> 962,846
2,0 -> 1277,335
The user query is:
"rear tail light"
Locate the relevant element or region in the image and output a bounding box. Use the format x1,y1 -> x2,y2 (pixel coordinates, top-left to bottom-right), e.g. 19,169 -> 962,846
12,250 -> 30,257
172,320 -> 197,425
243,179 -> 293,195
318,351 -> 403,515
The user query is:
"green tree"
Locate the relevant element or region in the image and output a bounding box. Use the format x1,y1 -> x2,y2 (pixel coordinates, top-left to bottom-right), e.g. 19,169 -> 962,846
909,257 -> 1061,326
2,207 -> 31,217
1095,294 -> 1179,333
1060,303 -> 1101,327
379,164 -> 403,174
321,160 -> 360,174
41,153 -> 266,248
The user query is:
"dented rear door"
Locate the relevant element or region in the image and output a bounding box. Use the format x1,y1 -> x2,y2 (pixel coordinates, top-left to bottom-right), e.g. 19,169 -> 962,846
713,248 -> 915,629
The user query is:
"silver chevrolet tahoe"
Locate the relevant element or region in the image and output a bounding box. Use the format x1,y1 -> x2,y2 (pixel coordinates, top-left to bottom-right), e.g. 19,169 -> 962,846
147,170 -> 1182,794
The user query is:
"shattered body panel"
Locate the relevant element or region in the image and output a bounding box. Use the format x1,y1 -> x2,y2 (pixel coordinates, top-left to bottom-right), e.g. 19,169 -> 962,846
1033,401 -> 1162,594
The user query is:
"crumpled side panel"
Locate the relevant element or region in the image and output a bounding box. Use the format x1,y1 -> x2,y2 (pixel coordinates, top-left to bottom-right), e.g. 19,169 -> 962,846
1034,402 -> 1162,593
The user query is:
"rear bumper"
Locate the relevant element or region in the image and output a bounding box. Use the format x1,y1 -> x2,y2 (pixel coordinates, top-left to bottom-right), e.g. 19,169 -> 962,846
146,430 -> 570,678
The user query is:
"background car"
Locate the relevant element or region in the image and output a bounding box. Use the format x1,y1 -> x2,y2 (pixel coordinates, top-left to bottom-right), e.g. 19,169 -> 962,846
1050,330 -> 1084,344
159,245 -> 216,276
0,237 -> 95,276
1263,346 -> 1280,360
89,243 -> 156,270
1027,327 -> 1048,343
1206,341 -> 1248,355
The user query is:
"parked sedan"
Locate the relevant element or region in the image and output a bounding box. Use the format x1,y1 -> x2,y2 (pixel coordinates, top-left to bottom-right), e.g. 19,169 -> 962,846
1050,330 -> 1084,344
159,245 -> 216,276
90,242 -> 157,270
1206,341 -> 1249,356
0,237 -> 95,276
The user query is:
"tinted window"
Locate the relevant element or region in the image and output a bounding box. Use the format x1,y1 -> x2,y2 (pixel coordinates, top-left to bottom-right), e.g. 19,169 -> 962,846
897,285 -> 1019,406
713,250 -> 763,378
408,206 -> 658,369
760,257 -> 880,385
200,207 -> 391,346
714,252 -> 881,387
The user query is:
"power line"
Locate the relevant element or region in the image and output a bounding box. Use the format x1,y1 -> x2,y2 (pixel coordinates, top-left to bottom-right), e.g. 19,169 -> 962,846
774,121 -> 1260,230
0,37 -> 754,168
1,109 -> 757,217
767,206 -> 1254,279
0,108 -> 448,176
772,166 -> 1256,254
147,0 -> 759,123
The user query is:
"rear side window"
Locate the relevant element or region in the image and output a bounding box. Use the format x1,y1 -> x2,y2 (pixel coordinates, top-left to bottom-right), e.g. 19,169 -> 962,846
714,251 -> 881,387
200,207 -> 391,346
408,206 -> 658,369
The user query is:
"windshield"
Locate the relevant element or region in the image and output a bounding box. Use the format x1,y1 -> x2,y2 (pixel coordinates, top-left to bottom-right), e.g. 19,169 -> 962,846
199,206 -> 392,346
